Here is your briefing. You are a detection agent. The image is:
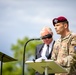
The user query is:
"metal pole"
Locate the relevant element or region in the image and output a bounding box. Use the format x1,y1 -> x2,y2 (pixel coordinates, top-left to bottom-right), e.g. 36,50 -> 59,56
22,38 -> 40,75
1,60 -> 3,75
45,67 -> 48,75
1,54 -> 5,75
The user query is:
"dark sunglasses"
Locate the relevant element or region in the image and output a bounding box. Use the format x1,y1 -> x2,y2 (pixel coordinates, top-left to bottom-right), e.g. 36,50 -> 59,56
41,34 -> 52,39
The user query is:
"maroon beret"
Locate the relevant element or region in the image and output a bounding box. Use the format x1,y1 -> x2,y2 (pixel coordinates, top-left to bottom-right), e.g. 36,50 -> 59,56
52,16 -> 68,26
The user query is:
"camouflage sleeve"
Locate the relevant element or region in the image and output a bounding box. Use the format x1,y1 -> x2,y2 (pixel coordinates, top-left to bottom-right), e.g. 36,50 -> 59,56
51,45 -> 57,60
65,35 -> 76,67
51,41 -> 59,61
67,35 -> 76,66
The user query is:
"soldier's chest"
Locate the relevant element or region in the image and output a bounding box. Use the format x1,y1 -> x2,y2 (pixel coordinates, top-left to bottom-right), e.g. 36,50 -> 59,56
57,39 -> 69,58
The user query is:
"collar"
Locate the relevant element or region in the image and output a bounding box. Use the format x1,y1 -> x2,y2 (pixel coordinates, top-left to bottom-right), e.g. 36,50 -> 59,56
60,31 -> 72,41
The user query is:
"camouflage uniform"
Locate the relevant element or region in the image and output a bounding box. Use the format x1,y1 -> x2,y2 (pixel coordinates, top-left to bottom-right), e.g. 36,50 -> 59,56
51,32 -> 76,75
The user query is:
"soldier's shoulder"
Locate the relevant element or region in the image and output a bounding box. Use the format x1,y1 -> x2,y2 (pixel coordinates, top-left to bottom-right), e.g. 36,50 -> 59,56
71,32 -> 76,37
70,32 -> 76,45
56,38 -> 61,42
54,38 -> 61,45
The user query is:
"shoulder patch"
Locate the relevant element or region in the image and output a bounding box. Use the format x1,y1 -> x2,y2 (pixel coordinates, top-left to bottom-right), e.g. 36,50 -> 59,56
74,46 -> 76,51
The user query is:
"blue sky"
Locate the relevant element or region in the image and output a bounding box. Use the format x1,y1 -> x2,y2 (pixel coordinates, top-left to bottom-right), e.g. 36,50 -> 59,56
0,0 -> 76,57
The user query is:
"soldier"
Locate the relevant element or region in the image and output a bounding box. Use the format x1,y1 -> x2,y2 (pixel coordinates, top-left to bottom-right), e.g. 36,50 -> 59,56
51,16 -> 76,75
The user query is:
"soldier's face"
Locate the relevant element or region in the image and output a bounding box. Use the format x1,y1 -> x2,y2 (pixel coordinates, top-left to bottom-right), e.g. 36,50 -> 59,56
54,23 -> 65,34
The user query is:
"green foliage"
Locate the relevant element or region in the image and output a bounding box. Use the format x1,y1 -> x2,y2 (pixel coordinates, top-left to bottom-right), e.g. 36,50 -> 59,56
2,37 -> 42,75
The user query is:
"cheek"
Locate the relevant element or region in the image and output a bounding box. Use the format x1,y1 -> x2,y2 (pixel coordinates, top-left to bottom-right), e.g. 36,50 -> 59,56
60,27 -> 64,32
58,26 -> 62,29
43,39 -> 48,43
42,39 -> 46,43
57,26 -> 64,31
55,26 -> 61,30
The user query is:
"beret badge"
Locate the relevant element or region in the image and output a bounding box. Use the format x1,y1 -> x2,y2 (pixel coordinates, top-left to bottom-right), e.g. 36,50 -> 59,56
54,19 -> 58,24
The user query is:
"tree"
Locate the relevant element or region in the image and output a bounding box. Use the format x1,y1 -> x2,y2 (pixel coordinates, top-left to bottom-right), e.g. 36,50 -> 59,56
2,37 -> 42,75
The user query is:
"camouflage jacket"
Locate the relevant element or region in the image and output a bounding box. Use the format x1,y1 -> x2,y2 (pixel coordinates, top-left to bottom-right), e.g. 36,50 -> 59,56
51,32 -> 76,75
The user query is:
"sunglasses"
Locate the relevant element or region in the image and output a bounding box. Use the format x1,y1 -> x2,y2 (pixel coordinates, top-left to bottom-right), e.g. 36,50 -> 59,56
41,34 -> 52,39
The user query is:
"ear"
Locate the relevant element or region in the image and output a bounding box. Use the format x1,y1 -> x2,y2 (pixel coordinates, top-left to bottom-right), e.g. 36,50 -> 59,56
64,23 -> 68,29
